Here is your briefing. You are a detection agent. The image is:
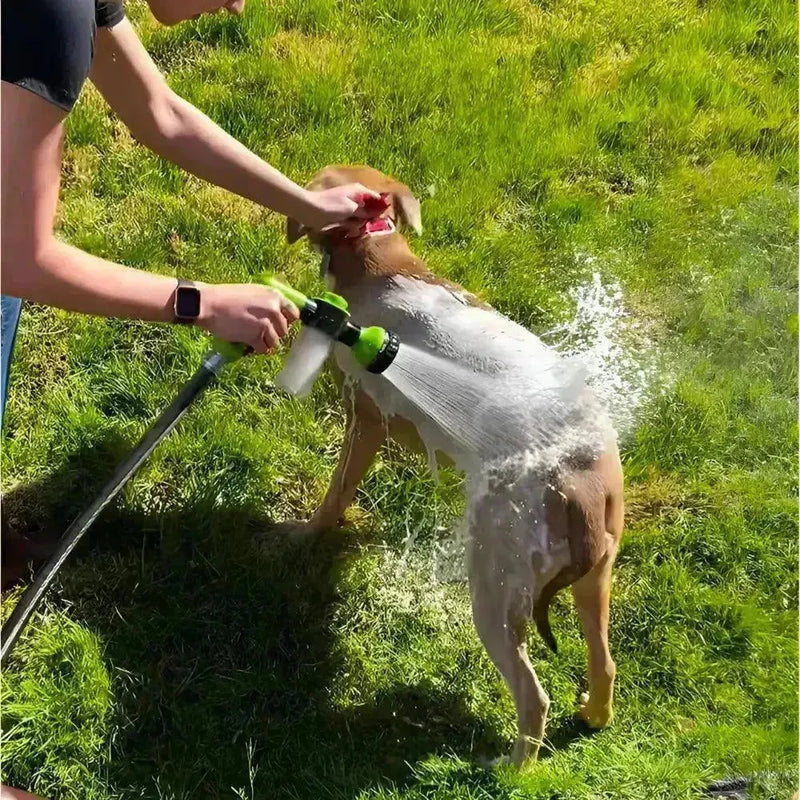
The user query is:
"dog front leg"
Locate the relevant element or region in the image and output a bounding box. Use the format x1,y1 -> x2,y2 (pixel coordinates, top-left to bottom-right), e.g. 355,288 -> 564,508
301,393 -> 387,538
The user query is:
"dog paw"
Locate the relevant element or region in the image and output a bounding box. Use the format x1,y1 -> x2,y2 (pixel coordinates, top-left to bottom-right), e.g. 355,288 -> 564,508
479,742 -> 539,770
578,692 -> 613,728
254,521 -> 324,550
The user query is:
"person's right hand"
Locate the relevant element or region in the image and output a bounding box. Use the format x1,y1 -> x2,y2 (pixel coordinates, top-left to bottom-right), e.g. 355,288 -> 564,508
298,183 -> 381,231
196,283 -> 299,354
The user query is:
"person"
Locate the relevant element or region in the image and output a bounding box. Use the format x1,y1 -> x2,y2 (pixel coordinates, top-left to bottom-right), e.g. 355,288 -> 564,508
1,0 -> 378,419
1,789 -> 43,800
0,0 -> 376,798
1,0 -> 377,565
0,2 -> 375,792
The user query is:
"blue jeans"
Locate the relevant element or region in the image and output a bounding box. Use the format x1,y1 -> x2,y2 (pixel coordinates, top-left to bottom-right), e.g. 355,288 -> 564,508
1,295 -> 22,428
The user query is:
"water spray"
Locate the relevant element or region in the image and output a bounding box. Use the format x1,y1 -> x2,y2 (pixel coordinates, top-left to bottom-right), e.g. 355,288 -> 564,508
1,274 -> 400,661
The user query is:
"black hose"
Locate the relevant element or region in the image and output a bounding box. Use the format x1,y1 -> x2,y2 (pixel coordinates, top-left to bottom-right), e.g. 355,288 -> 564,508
1,351 -> 227,662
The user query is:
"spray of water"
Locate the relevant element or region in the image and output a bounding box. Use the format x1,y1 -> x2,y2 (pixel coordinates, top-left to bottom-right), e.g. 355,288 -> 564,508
357,271 -> 662,586
542,271 -> 663,439
380,343 -> 594,468
271,269 -> 663,595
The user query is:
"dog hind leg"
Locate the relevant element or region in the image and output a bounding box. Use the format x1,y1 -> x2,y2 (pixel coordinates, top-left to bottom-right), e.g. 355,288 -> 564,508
571,547 -> 617,728
470,562 -> 549,765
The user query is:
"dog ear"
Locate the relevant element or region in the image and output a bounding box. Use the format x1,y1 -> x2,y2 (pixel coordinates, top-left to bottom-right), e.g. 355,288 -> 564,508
391,185 -> 423,236
286,217 -> 307,244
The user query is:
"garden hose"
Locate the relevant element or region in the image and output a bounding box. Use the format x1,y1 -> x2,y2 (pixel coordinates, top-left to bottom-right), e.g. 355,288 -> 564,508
0,275 -> 399,661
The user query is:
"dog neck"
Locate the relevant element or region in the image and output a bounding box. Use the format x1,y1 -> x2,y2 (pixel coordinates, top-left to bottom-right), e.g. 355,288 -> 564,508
319,229 -> 435,292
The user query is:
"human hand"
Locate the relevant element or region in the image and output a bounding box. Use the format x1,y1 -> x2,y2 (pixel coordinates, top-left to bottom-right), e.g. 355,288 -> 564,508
196,283 -> 299,354
297,183 -> 381,231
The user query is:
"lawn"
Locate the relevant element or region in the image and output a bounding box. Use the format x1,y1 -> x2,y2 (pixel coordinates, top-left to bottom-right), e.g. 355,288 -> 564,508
1,0 -> 797,797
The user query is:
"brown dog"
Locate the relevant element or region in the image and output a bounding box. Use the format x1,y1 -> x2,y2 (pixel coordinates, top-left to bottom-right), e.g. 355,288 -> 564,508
284,165 -> 625,765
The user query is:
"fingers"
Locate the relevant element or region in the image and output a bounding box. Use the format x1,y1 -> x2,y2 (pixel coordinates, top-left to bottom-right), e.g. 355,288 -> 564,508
247,335 -> 269,355
254,296 -> 297,354
341,183 -> 381,218
270,309 -> 289,339
260,319 -> 280,353
345,183 -> 380,201
200,283 -> 301,356
300,183 -> 383,230
244,292 -> 296,355
352,187 -> 390,219
280,300 -> 300,323
245,320 -> 278,355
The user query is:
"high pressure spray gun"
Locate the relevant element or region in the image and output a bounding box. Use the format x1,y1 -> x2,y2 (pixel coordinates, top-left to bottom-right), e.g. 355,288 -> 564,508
1,275 -> 400,661
214,275 -> 399,387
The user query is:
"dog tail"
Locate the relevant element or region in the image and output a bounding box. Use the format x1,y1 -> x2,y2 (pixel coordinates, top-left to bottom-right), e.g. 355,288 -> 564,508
532,567 -> 574,654
534,468 -> 613,654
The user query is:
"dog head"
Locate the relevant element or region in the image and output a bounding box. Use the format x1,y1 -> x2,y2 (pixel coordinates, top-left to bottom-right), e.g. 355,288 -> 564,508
286,165 -> 422,245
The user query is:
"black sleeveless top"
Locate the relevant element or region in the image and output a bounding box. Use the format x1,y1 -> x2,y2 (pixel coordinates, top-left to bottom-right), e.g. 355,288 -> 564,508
2,0 -> 126,112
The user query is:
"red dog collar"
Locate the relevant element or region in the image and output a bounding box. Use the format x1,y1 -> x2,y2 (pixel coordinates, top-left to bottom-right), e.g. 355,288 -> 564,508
326,192 -> 395,241
352,215 -> 396,238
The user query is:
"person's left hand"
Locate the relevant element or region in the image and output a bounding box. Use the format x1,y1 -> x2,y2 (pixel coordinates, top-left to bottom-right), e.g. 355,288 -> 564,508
298,183 -> 381,231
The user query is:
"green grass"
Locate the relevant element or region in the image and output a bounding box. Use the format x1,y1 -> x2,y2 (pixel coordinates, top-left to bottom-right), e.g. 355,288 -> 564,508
1,0 -> 797,797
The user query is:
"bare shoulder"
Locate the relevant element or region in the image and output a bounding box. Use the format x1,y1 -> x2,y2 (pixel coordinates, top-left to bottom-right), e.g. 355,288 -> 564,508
1,81 -> 65,257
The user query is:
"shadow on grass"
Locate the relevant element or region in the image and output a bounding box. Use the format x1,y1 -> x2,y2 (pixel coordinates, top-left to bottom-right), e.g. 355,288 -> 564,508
2,436 -> 509,799
540,715 -> 599,761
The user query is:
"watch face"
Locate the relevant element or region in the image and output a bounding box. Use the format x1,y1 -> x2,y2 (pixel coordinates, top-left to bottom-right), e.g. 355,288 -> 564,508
176,286 -> 201,319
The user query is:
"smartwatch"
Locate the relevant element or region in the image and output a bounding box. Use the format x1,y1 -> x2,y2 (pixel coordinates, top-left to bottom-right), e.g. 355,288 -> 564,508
173,279 -> 201,324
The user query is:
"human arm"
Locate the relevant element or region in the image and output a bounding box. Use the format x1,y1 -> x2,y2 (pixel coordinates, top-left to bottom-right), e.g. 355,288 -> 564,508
0,81 -> 296,353
90,19 -> 375,230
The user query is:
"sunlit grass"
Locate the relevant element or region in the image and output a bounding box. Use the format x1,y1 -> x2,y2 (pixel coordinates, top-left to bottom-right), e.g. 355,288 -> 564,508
1,0 -> 796,797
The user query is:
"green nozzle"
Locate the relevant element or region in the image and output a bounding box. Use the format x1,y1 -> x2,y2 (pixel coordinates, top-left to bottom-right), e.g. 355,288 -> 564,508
353,326 -> 400,374
209,275 -> 398,374
318,291 -> 349,312
259,274 -> 352,337
352,326 -> 385,367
